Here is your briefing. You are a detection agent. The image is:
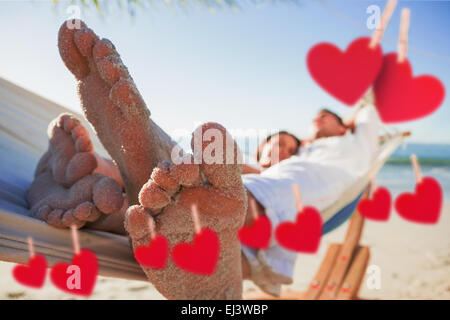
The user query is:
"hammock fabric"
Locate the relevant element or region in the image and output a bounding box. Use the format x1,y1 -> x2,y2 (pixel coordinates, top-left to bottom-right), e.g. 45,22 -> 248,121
0,77 -> 405,281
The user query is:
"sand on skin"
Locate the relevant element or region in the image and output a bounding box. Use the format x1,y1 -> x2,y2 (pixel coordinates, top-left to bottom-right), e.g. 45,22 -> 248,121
1,204 -> 449,300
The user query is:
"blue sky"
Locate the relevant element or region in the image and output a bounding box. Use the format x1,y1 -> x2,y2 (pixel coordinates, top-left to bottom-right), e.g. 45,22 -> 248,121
0,0 -> 449,144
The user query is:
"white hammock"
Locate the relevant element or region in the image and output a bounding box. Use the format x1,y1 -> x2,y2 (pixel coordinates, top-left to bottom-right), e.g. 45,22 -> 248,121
0,77 -> 407,281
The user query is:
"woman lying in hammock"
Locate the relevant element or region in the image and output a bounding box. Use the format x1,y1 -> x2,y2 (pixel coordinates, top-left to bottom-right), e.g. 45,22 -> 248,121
27,20 -> 381,300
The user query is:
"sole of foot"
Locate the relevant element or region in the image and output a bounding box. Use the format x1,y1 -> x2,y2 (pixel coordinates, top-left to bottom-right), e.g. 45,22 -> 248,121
58,20 -> 175,205
35,114 -> 97,187
125,123 -> 247,300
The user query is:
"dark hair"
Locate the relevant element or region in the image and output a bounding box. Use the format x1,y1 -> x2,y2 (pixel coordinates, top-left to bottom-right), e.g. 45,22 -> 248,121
319,108 -> 344,126
256,131 -> 301,161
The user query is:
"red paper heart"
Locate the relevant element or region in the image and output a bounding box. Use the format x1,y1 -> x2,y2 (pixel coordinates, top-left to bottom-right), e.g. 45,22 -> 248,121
395,177 -> 443,224
358,187 -> 392,221
172,228 -> 219,275
13,254 -> 47,288
50,249 -> 98,296
238,216 -> 272,249
275,207 -> 322,253
134,235 -> 169,269
307,37 -> 383,105
374,53 -> 445,123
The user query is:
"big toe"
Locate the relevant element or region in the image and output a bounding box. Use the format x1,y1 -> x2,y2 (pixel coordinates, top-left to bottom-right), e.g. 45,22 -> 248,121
191,122 -> 243,190
65,152 -> 97,185
58,20 -> 90,80
48,114 -> 97,186
48,115 -> 77,185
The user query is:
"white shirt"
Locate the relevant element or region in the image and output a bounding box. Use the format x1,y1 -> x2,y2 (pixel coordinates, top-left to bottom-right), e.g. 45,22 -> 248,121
241,104 -> 381,295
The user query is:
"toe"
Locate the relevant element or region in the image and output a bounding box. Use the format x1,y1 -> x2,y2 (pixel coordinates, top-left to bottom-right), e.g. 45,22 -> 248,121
138,180 -> 171,213
48,125 -> 76,186
72,202 -> 102,222
62,115 -> 80,133
71,124 -> 88,140
75,135 -> 93,152
92,176 -> 124,214
67,120 -> 93,153
124,205 -> 153,243
65,152 -> 97,185
150,162 -> 180,193
169,156 -> 202,187
30,205 -> 52,221
191,122 -> 243,189
56,113 -> 76,129
48,116 -> 70,141
61,209 -> 85,228
93,39 -> 117,62
74,27 -> 99,57
97,55 -> 130,86
58,20 -> 90,80
46,209 -> 65,228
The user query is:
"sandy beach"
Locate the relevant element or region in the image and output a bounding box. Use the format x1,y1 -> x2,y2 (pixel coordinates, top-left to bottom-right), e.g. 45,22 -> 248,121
1,203 -> 449,300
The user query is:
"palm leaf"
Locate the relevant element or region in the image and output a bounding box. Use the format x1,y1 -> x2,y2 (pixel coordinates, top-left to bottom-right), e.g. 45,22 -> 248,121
52,0 -> 297,13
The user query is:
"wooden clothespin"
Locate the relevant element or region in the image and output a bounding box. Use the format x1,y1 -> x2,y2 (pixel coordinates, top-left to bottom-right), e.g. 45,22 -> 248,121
70,225 -> 81,255
410,154 -> 422,184
249,198 -> 259,221
397,8 -> 411,63
148,218 -> 157,240
292,183 -> 303,213
191,204 -> 202,234
370,172 -> 377,191
27,236 -> 35,259
369,0 -> 398,49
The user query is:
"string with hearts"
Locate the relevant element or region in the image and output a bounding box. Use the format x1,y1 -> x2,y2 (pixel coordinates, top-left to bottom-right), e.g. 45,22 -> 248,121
306,0 -> 397,106
395,154 -> 443,224
238,198 -> 272,249
50,225 -> 98,297
12,237 -> 47,289
275,184 -> 323,253
373,9 -> 445,123
172,204 -> 220,275
133,217 -> 169,269
307,1 -> 445,123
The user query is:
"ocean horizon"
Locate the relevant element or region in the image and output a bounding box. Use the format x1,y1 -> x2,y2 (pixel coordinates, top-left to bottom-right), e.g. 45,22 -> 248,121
368,143 -> 450,201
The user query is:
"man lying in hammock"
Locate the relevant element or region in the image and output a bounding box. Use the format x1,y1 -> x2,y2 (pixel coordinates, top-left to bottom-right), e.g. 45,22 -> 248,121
27,20 -> 381,300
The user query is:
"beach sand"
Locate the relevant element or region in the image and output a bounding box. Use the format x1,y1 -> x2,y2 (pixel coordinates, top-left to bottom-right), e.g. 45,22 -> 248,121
1,204 -> 449,300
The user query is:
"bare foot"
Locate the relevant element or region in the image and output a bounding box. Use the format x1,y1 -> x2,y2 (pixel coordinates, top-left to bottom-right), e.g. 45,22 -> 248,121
28,171 -> 126,234
125,123 -> 247,299
58,20 -> 176,205
35,113 -> 97,187
37,113 -> 125,189
29,113 -> 127,233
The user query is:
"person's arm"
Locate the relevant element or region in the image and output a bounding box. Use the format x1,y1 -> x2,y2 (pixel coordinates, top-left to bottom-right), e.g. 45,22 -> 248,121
343,89 -> 376,133
352,91 -> 382,159
343,117 -> 357,133
242,164 -> 261,174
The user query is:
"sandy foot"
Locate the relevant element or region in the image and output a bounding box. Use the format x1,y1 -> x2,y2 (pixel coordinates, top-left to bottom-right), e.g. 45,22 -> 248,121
125,123 -> 247,299
58,20 -> 176,205
35,113 -> 97,187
